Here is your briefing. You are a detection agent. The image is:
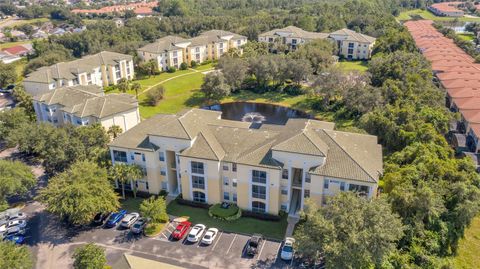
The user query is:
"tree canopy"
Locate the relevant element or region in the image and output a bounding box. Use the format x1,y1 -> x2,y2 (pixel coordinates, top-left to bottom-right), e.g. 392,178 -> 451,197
0,242 -> 33,269
72,243 -> 107,269
0,160 -> 36,211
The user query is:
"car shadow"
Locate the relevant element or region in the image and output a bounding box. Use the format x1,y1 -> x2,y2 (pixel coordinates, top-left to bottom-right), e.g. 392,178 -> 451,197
112,229 -> 143,244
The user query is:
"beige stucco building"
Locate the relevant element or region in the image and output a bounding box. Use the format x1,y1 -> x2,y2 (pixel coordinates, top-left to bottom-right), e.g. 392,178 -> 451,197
23,51 -> 134,96
137,30 -> 247,71
258,26 -> 376,60
33,85 -> 140,133
109,109 -> 382,216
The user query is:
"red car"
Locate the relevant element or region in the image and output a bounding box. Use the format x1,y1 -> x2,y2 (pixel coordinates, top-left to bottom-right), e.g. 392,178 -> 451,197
172,221 -> 191,240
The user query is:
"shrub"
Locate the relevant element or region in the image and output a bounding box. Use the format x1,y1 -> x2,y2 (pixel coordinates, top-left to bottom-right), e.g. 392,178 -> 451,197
180,62 -> 188,70
144,85 -> 165,106
201,60 -> 212,65
283,85 -> 305,96
190,60 -> 197,67
167,66 -> 176,73
241,210 -> 282,221
139,196 -> 169,223
176,197 -> 210,209
144,222 -> 164,236
208,203 -> 242,221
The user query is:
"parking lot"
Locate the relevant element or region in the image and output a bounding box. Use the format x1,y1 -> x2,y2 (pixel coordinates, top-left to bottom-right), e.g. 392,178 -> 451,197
151,221 -> 290,268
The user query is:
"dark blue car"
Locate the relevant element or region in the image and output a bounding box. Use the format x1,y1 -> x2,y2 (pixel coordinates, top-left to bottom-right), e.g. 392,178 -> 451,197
105,210 -> 127,228
3,234 -> 25,244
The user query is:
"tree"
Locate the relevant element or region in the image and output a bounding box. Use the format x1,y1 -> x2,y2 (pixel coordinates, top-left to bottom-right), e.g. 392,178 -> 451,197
294,194 -> 404,268
285,58 -> 312,86
372,27 -> 417,55
131,82 -> 141,98
139,196 -> 168,223
38,161 -> 120,225
72,243 -> 106,269
144,85 -> 165,106
117,78 -> 130,93
109,163 -> 144,199
0,160 -> 36,211
0,241 -> 33,269
107,125 -> 123,139
0,62 -> 16,88
241,41 -> 269,58
179,62 -> 188,70
200,72 -> 231,101
0,108 -> 32,138
292,39 -> 336,74
216,57 -> 248,92
11,86 -> 35,119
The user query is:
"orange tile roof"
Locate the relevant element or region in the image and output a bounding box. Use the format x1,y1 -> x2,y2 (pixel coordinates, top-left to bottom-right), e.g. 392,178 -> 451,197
72,1 -> 156,15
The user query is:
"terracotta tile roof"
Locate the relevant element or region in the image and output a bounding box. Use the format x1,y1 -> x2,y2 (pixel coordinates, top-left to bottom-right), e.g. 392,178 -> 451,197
2,45 -> 30,56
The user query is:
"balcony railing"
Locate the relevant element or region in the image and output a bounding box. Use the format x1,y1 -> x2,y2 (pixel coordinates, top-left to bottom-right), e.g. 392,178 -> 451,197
252,192 -> 266,199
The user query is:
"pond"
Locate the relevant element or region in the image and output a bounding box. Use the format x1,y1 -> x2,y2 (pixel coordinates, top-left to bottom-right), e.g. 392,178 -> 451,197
203,102 -> 312,125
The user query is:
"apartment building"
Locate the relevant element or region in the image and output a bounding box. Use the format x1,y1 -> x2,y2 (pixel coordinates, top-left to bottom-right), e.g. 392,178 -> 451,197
329,28 -> 376,60
33,85 -> 140,133
109,109 -> 382,216
137,30 -> 247,71
257,26 -> 329,50
258,26 -> 376,59
23,51 -> 134,96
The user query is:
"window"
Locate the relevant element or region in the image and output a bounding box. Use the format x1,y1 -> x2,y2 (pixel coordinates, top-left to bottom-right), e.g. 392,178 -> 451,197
219,43 -> 223,48
223,192 -> 230,200
113,150 -> 127,162
281,189 -> 288,195
232,179 -> 237,187
233,193 -> 237,202
282,169 -> 288,179
349,184 -> 369,195
146,181 -> 149,190
268,38 -> 273,42
195,47 -> 200,52
304,189 -> 310,198
223,176 -> 229,186
191,161 -> 204,174
193,191 -> 206,203
115,65 -> 121,78
160,168 -> 166,176
252,185 -> 266,199
252,201 -> 266,213
173,51 -> 178,57
340,182 -> 345,191
223,164 -> 229,171
192,175 -> 205,189
323,179 -> 329,189
142,154 -> 145,162
161,181 -> 167,190
348,48 -> 354,54
292,39 -> 297,44
159,152 -> 165,162
130,153 -> 135,161
252,170 -> 266,184
305,173 -> 311,183
232,163 -> 237,172
281,204 -> 287,211
348,42 -> 354,48
237,40 -> 241,45
173,58 -> 178,65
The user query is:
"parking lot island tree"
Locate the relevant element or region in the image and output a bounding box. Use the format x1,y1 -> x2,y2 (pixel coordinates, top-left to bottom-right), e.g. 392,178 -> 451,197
294,193 -> 404,268
72,243 -> 106,269
0,241 -> 33,269
38,160 -> 120,225
139,196 -> 168,223
109,163 -> 144,199
0,160 -> 36,211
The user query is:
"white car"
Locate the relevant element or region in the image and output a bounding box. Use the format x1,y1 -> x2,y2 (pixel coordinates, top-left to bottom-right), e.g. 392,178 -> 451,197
280,237 -> 295,261
6,212 -> 27,221
201,228 -> 219,245
187,224 -> 206,243
0,222 -> 7,233
120,212 -> 140,228
7,219 -> 27,229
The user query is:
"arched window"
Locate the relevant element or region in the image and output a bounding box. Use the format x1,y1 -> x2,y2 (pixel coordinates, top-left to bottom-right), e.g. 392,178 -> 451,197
193,191 -> 206,203
252,201 -> 266,213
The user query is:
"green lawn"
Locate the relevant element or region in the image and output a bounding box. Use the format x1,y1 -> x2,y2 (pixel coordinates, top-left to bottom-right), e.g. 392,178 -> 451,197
167,200 -> 288,240
397,9 -> 480,22
457,33 -> 475,42
448,216 -> 480,268
337,60 -> 368,72
0,40 -> 32,49
120,197 -> 145,212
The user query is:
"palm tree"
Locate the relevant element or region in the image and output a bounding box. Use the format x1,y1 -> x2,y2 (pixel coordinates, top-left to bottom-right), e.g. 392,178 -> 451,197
128,164 -> 144,198
109,163 -> 143,199
117,78 -> 130,93
131,82 -> 141,99
107,125 -> 123,139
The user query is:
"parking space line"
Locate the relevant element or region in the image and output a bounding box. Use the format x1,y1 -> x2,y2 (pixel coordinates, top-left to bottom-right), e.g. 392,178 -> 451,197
211,231 -> 222,251
226,234 -> 237,254
256,240 -> 266,260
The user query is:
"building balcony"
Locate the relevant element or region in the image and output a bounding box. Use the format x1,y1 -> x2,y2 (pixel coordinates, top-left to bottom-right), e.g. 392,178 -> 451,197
292,180 -> 302,188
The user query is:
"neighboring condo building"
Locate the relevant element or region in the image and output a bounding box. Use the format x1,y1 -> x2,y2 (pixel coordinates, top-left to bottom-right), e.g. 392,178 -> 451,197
33,85 -> 140,133
137,30 -> 247,71
23,51 -> 134,96
258,26 -> 376,60
109,109 -> 382,216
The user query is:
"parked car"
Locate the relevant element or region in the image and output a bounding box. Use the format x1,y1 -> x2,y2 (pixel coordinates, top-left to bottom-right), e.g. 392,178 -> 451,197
131,218 -> 148,234
172,221 -> 191,240
187,224 -> 206,243
6,212 -> 27,221
93,212 -> 110,225
121,212 -> 140,228
105,210 -> 127,228
246,234 -> 264,256
0,222 -> 7,233
4,226 -> 25,236
280,237 -> 295,260
3,234 -> 25,244
7,220 -> 27,229
201,228 -> 219,245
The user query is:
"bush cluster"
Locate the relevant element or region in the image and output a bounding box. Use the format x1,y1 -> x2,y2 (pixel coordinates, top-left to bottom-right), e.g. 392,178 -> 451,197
208,203 -> 242,221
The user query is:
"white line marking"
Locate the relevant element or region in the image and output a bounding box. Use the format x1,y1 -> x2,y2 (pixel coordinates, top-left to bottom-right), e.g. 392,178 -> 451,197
211,232 -> 222,251
256,240 -> 266,260
274,242 -> 282,259
226,234 -> 237,254
161,232 -> 168,239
